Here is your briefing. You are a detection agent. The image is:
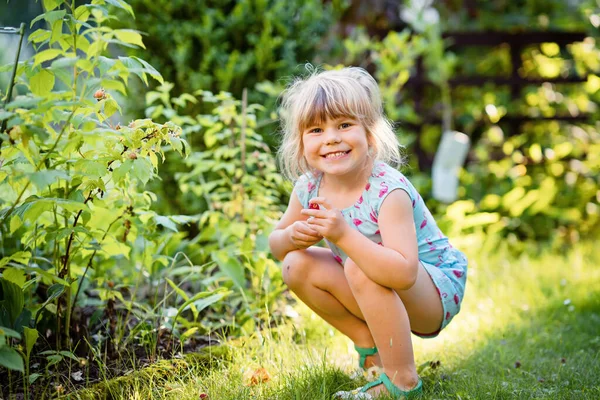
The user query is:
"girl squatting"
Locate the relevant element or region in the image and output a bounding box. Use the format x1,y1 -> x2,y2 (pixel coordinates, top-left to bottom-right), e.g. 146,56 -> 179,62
268,66 -> 468,399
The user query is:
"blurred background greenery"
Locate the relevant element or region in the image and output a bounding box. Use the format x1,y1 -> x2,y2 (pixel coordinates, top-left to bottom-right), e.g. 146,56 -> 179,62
0,0 -> 599,396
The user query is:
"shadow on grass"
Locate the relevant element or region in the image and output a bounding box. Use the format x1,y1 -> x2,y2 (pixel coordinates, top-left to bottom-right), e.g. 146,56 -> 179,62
421,294 -> 600,400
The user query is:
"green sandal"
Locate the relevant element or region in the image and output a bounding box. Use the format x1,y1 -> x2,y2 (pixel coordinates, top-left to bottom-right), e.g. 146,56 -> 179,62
354,344 -> 378,370
334,372 -> 423,399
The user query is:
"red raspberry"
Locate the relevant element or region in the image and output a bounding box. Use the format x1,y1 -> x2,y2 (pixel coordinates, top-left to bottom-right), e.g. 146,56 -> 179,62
309,202 -> 319,210
93,89 -> 106,100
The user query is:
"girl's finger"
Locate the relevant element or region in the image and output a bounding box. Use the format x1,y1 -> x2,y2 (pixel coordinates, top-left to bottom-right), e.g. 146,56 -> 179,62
300,209 -> 327,218
309,197 -> 333,210
297,222 -> 320,236
294,231 -> 320,242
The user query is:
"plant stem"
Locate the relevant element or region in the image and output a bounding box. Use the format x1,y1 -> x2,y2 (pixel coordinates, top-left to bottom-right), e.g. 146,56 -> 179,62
239,88 -> 247,222
70,211 -> 124,316
62,191 -> 94,346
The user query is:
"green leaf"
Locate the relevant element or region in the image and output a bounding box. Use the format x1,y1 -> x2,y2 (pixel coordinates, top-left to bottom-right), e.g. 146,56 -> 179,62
114,30 -> 145,49
0,110 -> 14,120
77,160 -> 107,178
105,0 -> 134,16
0,278 -> 24,327
50,198 -> 89,213
30,9 -> 66,28
30,69 -> 56,96
155,215 -> 178,232
176,289 -> 230,316
103,98 -> 120,118
33,49 -> 63,68
59,350 -> 79,361
102,237 -> 131,259
132,158 -> 151,184
132,56 -> 164,84
35,283 -> 65,323
28,169 -> 70,191
112,159 -> 133,183
1,268 -> 26,288
180,327 -> 198,342
166,278 -> 198,319
29,373 -> 41,384
22,266 -> 69,286
28,29 -> 51,44
49,19 -> 63,44
166,279 -> 190,303
0,327 -> 21,339
0,251 -> 32,268
10,215 -> 23,234
0,347 -> 24,372
50,56 -> 79,70
43,0 -> 61,11
74,5 -> 91,23
23,327 -> 39,360
212,250 -> 246,289
191,291 -> 230,313
101,79 -> 127,95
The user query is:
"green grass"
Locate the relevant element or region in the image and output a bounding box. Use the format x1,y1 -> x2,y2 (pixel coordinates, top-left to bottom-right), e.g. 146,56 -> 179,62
70,241 -> 600,399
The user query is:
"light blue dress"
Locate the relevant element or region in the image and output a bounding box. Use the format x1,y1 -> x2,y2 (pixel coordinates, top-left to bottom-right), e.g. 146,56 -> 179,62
294,161 -> 468,335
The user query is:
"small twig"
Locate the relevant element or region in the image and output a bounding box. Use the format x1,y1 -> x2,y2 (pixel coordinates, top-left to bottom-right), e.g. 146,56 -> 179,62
70,211 -> 125,316
239,88 -> 247,222
61,191 -> 95,276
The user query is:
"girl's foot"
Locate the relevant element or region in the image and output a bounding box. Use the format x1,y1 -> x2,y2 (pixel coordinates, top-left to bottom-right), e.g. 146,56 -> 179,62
335,372 -> 422,399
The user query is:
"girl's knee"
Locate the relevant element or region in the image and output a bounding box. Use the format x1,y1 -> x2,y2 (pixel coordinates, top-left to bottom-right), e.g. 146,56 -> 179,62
344,258 -> 370,289
282,250 -> 315,290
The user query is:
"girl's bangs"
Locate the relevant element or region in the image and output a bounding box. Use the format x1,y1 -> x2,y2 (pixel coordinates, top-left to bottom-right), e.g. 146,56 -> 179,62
296,81 -> 369,132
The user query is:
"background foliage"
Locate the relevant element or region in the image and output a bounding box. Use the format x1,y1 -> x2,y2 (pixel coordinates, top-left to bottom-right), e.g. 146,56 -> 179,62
0,0 -> 599,397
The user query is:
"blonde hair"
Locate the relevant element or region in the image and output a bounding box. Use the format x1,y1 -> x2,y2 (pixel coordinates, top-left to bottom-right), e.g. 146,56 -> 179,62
277,65 -> 403,181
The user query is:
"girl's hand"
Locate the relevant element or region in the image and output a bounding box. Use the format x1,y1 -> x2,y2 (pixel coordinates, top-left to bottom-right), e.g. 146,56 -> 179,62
300,197 -> 349,244
287,221 -> 322,249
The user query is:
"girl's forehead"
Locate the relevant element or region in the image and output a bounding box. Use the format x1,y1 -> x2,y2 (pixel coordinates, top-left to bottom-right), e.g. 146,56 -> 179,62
295,80 -> 369,130
298,102 -> 359,129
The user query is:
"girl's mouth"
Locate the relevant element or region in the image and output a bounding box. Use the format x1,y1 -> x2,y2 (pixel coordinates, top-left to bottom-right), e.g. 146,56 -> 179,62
322,150 -> 351,159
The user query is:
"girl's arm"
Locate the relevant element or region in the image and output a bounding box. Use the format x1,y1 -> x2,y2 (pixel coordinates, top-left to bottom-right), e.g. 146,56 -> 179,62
304,190 -> 419,289
339,189 -> 419,289
268,188 -> 321,261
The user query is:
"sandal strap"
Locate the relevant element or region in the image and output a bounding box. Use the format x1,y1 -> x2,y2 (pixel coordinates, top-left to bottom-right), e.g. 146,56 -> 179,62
354,344 -> 378,369
378,373 -> 423,398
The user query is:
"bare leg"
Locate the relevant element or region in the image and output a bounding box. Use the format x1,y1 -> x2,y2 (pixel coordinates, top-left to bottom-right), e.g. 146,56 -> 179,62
282,248 -> 381,367
344,258 -> 443,395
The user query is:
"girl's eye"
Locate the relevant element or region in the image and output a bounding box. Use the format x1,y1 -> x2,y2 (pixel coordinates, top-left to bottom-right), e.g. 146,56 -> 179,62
309,128 -> 322,133
340,123 -> 352,129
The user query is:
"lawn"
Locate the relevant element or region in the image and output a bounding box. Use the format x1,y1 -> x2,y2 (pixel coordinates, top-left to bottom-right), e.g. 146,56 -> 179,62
70,240 -> 600,399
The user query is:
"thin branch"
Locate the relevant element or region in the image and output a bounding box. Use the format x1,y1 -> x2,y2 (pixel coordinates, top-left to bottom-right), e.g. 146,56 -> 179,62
70,211 -> 125,316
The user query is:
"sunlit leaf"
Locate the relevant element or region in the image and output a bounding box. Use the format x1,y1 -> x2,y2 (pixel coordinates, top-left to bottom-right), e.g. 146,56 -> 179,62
212,250 -> 246,289
23,327 -> 39,360
114,29 -> 145,49
30,69 -> 55,96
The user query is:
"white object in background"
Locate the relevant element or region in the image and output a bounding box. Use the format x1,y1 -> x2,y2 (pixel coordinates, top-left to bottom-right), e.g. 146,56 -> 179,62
431,131 -> 470,203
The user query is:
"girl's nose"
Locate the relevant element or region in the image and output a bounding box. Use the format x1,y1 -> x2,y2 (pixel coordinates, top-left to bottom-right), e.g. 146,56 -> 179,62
323,128 -> 341,144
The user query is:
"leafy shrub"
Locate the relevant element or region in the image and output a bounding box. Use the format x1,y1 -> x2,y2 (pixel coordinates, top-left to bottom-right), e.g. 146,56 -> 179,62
0,0 -> 194,387
144,83 -> 289,335
114,0 -> 347,102
336,15 -> 600,249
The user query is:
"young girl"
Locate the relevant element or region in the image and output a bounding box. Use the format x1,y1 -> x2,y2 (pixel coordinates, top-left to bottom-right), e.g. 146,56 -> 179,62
268,66 -> 468,399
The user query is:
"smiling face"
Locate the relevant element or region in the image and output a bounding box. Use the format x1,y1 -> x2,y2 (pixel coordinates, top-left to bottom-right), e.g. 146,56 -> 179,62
302,117 -> 371,178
